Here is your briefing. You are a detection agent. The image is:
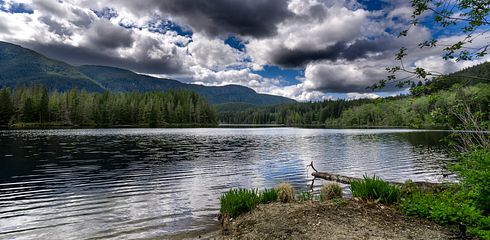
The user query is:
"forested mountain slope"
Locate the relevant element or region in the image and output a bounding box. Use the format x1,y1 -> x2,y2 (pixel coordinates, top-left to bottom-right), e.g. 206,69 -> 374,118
0,41 -> 294,106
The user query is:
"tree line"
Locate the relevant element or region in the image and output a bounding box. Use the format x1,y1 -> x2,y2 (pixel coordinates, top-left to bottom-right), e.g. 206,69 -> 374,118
327,83 -> 489,129
218,98 -> 397,126
218,83 -> 489,130
0,86 -> 217,128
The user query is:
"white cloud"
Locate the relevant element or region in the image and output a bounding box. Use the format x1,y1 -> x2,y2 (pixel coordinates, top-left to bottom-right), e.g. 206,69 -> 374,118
346,92 -> 380,100
187,34 -> 245,71
303,60 -> 387,92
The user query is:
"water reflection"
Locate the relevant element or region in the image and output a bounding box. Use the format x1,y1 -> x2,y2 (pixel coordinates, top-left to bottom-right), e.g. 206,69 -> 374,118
0,128 -> 454,239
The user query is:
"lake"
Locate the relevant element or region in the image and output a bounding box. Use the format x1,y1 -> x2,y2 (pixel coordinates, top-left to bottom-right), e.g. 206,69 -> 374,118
0,128 -> 454,239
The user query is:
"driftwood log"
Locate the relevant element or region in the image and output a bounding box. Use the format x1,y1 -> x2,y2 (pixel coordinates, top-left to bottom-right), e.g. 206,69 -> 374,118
307,161 -> 445,192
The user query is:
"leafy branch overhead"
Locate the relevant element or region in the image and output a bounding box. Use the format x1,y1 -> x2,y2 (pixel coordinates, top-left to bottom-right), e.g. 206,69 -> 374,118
372,0 -> 490,90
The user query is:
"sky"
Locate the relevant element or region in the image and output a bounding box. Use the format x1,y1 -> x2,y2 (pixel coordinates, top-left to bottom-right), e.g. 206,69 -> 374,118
0,0 -> 488,101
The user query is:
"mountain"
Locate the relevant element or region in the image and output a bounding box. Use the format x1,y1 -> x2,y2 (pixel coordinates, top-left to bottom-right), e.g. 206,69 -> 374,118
0,41 -> 104,92
0,41 -> 295,105
410,61 -> 490,95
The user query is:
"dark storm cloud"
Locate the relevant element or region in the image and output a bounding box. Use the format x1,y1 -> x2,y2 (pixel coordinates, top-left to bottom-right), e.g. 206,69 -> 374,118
21,41 -> 186,75
154,0 -> 292,37
271,37 -> 401,68
271,42 -> 346,68
86,20 -> 134,49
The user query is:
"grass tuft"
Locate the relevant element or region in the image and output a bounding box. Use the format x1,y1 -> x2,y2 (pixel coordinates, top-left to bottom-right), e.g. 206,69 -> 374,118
320,183 -> 343,201
298,190 -> 313,201
277,182 -> 295,203
220,187 -> 281,219
350,175 -> 401,204
220,188 -> 260,218
260,188 -> 278,204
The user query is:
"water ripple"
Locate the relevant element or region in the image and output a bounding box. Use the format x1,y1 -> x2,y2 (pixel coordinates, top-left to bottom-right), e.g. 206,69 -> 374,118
0,128 -> 454,239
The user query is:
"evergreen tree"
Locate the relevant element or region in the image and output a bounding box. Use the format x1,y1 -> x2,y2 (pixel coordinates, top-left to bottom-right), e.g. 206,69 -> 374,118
39,88 -> 49,123
22,97 -> 36,122
0,88 -> 14,126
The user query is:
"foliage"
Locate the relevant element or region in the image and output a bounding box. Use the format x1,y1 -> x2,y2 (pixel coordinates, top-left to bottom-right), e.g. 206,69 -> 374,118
401,189 -> 481,225
0,86 -> 218,127
327,83 -> 490,129
451,149 -> 490,214
277,183 -> 295,203
320,183 -> 343,201
220,188 -> 260,219
218,97 -> 377,125
401,149 -> 490,239
411,62 -> 490,96
351,175 -> 402,204
220,187 -> 281,218
260,188 -> 278,204
298,190 -> 313,201
373,0 -> 490,89
0,87 -> 14,126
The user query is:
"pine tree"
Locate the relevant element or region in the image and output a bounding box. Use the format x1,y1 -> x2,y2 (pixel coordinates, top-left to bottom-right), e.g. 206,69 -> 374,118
39,88 -> 49,123
22,97 -> 36,122
0,88 -> 14,126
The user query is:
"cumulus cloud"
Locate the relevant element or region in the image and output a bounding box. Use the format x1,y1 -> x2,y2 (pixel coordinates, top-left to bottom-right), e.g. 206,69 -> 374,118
303,60 -> 387,93
247,1 -> 369,68
188,34 -> 245,70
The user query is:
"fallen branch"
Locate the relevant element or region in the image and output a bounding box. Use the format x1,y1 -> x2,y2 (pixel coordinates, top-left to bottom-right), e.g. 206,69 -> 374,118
307,161 -> 445,192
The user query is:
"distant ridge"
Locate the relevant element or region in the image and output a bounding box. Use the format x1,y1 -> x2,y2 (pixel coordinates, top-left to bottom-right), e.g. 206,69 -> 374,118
0,41 -> 295,106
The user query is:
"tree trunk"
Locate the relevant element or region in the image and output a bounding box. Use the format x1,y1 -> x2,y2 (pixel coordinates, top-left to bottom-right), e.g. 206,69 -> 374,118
308,162 -> 445,192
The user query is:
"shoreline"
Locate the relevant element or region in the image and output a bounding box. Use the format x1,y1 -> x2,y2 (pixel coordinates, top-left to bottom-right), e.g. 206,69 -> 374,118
0,125 -> 473,132
213,199 -> 453,240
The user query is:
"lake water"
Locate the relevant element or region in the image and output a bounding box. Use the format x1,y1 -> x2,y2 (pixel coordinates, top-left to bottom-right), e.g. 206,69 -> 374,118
0,128 -> 454,239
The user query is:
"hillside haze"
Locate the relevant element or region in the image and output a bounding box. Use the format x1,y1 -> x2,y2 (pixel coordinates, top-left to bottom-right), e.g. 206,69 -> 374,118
0,41 -> 294,105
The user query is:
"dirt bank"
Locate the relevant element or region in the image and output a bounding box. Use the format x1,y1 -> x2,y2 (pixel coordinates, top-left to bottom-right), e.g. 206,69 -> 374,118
216,200 -> 453,240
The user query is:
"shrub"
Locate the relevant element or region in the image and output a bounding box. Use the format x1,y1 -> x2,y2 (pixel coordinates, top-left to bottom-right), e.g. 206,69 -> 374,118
220,188 -> 260,218
401,190 -> 482,225
277,182 -> 295,203
260,188 -> 278,204
400,149 -> 490,240
451,149 -> 490,214
320,183 -> 343,201
350,175 -> 401,204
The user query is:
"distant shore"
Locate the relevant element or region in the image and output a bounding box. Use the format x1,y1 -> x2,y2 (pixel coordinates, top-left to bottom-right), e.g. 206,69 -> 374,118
1,122 -> 459,130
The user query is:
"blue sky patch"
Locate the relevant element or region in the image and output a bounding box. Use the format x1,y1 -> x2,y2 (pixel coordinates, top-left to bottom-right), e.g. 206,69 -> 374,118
147,19 -> 192,37
253,65 -> 303,84
0,1 -> 33,14
93,7 -> 118,20
224,36 -> 246,52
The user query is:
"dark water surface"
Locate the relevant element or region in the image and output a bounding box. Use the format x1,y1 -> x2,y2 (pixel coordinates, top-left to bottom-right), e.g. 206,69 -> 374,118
0,128 -> 454,239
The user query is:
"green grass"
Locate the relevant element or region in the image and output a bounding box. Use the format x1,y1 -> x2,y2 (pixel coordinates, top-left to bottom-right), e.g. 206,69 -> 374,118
220,188 -> 260,218
350,175 -> 401,204
298,190 -> 313,201
260,188 -> 278,204
220,188 -> 280,218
